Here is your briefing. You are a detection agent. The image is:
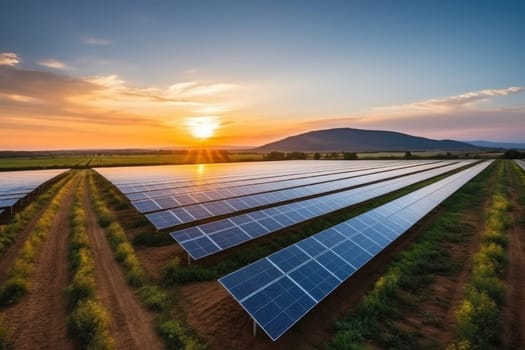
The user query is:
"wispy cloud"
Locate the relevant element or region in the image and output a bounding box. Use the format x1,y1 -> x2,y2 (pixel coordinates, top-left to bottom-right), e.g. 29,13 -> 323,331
302,86 -> 525,142
37,58 -> 73,70
375,87 -> 524,114
84,36 -> 111,46
0,52 -> 20,66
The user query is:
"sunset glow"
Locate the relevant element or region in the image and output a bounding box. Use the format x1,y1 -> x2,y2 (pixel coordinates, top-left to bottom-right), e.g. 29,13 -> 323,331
0,1 -> 523,150
185,117 -> 220,140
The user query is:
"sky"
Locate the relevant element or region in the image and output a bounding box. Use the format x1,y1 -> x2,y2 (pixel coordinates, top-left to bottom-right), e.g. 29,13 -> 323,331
0,0 -> 524,150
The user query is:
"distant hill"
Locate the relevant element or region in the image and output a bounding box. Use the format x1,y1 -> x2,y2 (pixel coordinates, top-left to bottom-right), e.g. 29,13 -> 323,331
256,128 -> 482,152
466,140 -> 525,150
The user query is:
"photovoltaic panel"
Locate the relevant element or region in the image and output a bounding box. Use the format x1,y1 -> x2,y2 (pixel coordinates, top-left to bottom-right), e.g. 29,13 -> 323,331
151,161 -> 457,229
0,169 -> 69,211
172,160 -> 475,259
514,159 -> 525,171
220,160 -> 492,341
131,161 -> 441,213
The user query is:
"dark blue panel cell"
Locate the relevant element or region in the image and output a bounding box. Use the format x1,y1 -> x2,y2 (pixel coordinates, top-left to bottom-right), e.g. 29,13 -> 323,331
316,250 -> 356,281
289,260 -> 339,302
272,214 -> 295,227
210,227 -> 251,249
296,238 -> 326,257
333,240 -> 373,269
351,233 -> 383,255
287,211 -> 306,223
192,192 -> 211,203
258,217 -> 284,232
229,214 -> 252,226
180,236 -> 220,259
226,197 -> 251,210
133,200 -> 159,213
155,196 -> 179,209
201,201 -> 234,216
170,226 -> 203,242
199,219 -> 235,234
146,211 -> 180,229
220,259 -> 283,301
170,208 -> 195,223
184,204 -> 212,220
240,221 -> 269,238
263,312 -> 294,341
268,245 -> 310,273
243,196 -> 262,207
373,223 -> 398,240
315,228 -> 345,248
360,226 -> 391,248
248,211 -> 268,220
174,194 -> 197,206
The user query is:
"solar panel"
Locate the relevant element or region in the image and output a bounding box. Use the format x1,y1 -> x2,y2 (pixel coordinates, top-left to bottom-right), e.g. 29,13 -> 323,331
0,169 -> 68,211
171,160 -> 476,259
132,161 -> 441,213
514,159 -> 525,171
150,161 -> 459,229
220,160 -> 492,341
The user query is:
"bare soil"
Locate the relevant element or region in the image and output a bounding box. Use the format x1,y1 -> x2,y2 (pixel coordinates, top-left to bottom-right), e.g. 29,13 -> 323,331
82,173 -> 164,350
2,175 -> 78,350
503,164 -> 525,349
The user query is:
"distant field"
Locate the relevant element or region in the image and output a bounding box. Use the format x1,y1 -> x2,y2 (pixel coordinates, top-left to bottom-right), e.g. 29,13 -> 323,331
0,153 -> 266,170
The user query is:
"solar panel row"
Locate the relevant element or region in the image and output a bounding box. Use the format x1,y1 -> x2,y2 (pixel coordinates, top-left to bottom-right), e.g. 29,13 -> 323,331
0,169 -> 69,211
152,161 -> 461,230
132,161 -> 440,213
171,160 -> 475,259
219,160 -> 492,341
514,159 -> 525,171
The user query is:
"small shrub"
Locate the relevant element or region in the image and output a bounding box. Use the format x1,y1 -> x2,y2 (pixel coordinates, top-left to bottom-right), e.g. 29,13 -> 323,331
136,286 -> 169,311
68,300 -> 113,349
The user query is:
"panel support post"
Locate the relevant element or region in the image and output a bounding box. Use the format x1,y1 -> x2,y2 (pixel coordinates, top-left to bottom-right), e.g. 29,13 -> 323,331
253,319 -> 257,337
187,253 -> 191,266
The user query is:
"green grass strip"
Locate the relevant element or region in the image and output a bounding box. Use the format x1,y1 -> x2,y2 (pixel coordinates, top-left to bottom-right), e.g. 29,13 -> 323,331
0,173 -> 76,306
447,160 -> 510,350
324,161 -> 496,349
87,170 -> 205,350
0,171 -> 73,256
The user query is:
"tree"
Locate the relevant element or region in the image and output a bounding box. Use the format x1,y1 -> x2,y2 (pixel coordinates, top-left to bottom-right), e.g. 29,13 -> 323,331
404,151 -> 412,159
343,152 -> 358,160
314,152 -> 321,160
264,152 -> 286,161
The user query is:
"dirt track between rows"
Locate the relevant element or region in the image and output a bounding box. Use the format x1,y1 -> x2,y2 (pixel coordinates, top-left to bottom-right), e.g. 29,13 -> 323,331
3,175 -> 78,350
82,173 -> 163,349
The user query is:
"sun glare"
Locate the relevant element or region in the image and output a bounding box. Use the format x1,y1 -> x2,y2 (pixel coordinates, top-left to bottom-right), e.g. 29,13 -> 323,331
185,116 -> 220,140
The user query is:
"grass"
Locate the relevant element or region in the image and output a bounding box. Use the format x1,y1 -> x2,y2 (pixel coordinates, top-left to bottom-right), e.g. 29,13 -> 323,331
448,161 -> 510,349
324,161 -> 496,349
0,171 -> 73,256
66,175 -> 114,349
87,170 -> 205,349
0,314 -> 10,349
0,172 -> 76,306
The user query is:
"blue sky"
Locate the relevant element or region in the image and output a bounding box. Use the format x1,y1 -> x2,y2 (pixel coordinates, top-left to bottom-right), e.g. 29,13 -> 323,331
0,0 -> 524,149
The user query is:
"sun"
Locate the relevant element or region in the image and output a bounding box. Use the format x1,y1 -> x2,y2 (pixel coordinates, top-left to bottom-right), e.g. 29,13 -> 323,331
185,116 -> 220,140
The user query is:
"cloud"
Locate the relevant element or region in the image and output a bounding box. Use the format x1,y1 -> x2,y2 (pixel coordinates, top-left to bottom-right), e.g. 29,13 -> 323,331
375,87 -> 524,114
37,58 -> 73,70
302,86 -> 525,142
84,36 -> 111,45
0,52 -> 19,66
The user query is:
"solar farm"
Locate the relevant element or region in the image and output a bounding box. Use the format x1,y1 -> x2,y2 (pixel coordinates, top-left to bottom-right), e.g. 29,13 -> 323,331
1,159 -> 524,349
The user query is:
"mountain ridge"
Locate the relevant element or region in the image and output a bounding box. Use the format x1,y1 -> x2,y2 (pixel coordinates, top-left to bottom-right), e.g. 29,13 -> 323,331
256,128 -> 482,152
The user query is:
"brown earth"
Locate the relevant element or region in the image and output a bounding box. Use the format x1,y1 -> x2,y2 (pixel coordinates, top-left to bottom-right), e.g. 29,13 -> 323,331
2,174 -> 78,350
503,163 -> 525,349
82,173 -> 164,350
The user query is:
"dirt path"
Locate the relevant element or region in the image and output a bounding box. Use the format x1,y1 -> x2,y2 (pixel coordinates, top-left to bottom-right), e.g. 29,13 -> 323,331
503,163 -> 525,349
82,173 -> 163,350
3,175 -> 78,350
